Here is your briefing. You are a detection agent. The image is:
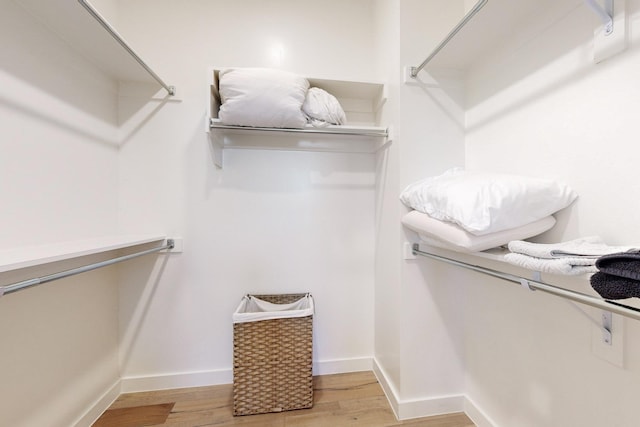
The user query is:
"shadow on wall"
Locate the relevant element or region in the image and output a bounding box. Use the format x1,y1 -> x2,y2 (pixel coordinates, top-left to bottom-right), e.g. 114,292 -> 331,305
203,135 -> 377,193
0,265 -> 121,427
117,251 -> 172,373
2,1 -> 172,146
1,2 -> 118,125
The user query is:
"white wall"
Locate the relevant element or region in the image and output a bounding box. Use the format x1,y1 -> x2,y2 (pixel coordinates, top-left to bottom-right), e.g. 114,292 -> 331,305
459,0 -> 640,425
114,0 -> 378,388
373,0 -> 468,417
373,0 -> 403,400
0,2 -> 122,426
0,3 -> 120,248
398,0 -> 468,403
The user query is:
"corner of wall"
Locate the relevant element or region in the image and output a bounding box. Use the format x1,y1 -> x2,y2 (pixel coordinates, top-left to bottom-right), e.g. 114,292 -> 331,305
373,358 -> 466,421
73,380 -> 121,427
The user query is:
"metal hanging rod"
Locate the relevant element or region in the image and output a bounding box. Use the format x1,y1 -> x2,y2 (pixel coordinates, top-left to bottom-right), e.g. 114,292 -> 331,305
412,244 -> 640,321
0,239 -> 174,297
210,120 -> 388,138
410,0 -> 488,78
77,0 -> 176,96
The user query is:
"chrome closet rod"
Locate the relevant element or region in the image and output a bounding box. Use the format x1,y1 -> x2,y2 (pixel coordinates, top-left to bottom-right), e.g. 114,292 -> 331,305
412,244 -> 640,321
77,0 -> 176,96
0,239 -> 174,297
410,0 -> 489,78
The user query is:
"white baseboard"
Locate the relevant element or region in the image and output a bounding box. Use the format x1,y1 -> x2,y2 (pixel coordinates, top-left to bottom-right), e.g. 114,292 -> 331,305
313,356 -> 373,375
373,358 -> 465,421
464,396 -> 497,427
121,368 -> 233,393
120,357 -> 374,393
74,380 -> 121,427
80,358 -> 496,427
373,359 -> 401,418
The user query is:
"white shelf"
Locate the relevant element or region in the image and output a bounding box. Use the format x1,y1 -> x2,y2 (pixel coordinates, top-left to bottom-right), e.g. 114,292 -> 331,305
0,235 -> 166,273
15,0 -> 174,94
417,0 -> 584,72
208,69 -> 389,167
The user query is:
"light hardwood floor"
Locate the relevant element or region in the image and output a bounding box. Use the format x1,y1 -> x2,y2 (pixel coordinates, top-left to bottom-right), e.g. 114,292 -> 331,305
93,371 -> 475,426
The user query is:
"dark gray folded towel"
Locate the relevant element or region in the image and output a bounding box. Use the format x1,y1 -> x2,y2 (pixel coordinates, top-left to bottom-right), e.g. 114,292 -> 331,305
595,249 -> 640,281
590,271 -> 640,300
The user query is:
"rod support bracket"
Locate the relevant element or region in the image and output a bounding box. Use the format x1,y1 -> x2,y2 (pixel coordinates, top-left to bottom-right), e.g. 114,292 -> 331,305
586,0 -> 614,35
520,272 -> 541,292
166,238 -> 175,250
519,278 -> 536,292
602,310 -> 613,345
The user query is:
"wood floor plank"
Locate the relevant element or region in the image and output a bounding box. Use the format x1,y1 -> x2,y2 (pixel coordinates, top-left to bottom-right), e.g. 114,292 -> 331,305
93,372 -> 475,427
313,371 -> 384,404
110,385 -> 232,410
169,395 -> 232,413
285,405 -> 398,427
159,407 -> 289,427
338,395 -> 394,411
93,403 -> 174,427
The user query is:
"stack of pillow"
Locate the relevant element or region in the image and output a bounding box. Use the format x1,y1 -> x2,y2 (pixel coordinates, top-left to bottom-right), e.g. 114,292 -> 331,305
217,68 -> 346,129
400,168 -> 578,253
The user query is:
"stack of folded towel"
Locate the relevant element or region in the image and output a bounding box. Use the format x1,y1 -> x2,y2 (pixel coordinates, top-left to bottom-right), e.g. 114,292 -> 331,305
504,236 -> 635,276
591,251 -> 640,299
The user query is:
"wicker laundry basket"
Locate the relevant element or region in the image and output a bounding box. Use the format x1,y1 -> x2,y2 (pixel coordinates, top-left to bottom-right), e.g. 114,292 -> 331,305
232,293 -> 314,416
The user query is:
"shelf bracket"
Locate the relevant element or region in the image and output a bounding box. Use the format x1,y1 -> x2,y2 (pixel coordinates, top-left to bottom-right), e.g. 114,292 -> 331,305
585,0 -> 613,35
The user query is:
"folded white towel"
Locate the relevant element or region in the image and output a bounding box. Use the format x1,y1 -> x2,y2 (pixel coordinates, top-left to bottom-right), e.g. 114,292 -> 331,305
503,253 -> 598,275
507,236 -> 636,259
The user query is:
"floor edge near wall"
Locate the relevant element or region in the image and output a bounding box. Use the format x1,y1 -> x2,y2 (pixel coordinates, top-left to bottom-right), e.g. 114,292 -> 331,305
118,356 -> 373,393
373,358 -> 495,426
80,358 -> 498,427
77,358 -> 373,426
463,396 -> 498,427
73,380 -> 121,427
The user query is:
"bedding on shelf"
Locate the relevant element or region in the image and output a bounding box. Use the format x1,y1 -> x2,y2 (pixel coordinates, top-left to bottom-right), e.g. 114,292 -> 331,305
218,68 -> 310,129
400,168 -> 578,253
217,68 -> 346,129
505,236 -> 638,276
590,248 -> 640,298
302,87 -> 346,126
400,168 -> 577,236
402,210 -> 555,253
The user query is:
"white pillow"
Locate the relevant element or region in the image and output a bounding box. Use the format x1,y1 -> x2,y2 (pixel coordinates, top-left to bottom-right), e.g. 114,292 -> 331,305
218,68 -> 309,129
402,210 -> 556,253
400,168 -> 577,236
302,87 -> 346,126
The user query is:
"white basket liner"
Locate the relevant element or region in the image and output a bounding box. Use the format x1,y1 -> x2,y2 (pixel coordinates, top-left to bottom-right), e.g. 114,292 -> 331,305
233,294 -> 314,323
